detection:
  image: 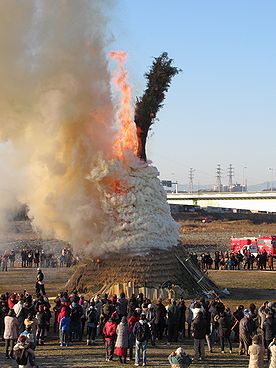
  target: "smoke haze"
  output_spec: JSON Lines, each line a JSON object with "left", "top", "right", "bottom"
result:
{"left": 0, "top": 1, "right": 179, "bottom": 254}
{"left": 0, "top": 0, "right": 116, "bottom": 247}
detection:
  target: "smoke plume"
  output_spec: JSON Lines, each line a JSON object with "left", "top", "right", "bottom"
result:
{"left": 0, "top": 1, "right": 179, "bottom": 254}
{"left": 0, "top": 0, "right": 115, "bottom": 246}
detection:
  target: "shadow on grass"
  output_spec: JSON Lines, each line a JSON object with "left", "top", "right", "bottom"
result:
{"left": 229, "top": 287, "right": 276, "bottom": 300}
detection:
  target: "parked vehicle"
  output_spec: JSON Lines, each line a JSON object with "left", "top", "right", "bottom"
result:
{"left": 230, "top": 236, "right": 276, "bottom": 257}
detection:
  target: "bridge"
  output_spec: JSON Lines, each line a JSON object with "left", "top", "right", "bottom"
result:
{"left": 167, "top": 192, "right": 276, "bottom": 213}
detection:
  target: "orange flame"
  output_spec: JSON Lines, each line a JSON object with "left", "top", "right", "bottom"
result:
{"left": 109, "top": 51, "right": 137, "bottom": 159}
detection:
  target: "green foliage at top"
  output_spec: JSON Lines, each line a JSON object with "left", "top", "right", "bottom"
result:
{"left": 134, "top": 52, "right": 181, "bottom": 130}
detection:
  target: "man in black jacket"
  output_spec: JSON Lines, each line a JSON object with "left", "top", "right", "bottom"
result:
{"left": 192, "top": 311, "right": 206, "bottom": 361}
{"left": 263, "top": 310, "right": 276, "bottom": 360}
{"left": 155, "top": 299, "right": 167, "bottom": 340}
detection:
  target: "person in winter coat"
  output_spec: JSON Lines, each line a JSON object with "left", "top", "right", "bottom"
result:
{"left": 36, "top": 304, "right": 47, "bottom": 345}
{"left": 239, "top": 309, "right": 254, "bottom": 356}
{"left": 14, "top": 334, "right": 38, "bottom": 368}
{"left": 103, "top": 315, "right": 117, "bottom": 362}
{"left": 155, "top": 299, "right": 167, "bottom": 340}
{"left": 0, "top": 295, "right": 9, "bottom": 337}
{"left": 268, "top": 338, "right": 276, "bottom": 368}
{"left": 167, "top": 300, "right": 179, "bottom": 344}
{"left": 13, "top": 296, "right": 25, "bottom": 334}
{"left": 116, "top": 292, "right": 128, "bottom": 319}
{"left": 248, "top": 335, "right": 264, "bottom": 368}
{"left": 70, "top": 301, "right": 83, "bottom": 342}
{"left": 178, "top": 300, "right": 187, "bottom": 339}
{"left": 263, "top": 311, "right": 276, "bottom": 360}
{"left": 133, "top": 313, "right": 151, "bottom": 367}
{"left": 59, "top": 309, "right": 71, "bottom": 346}
{"left": 192, "top": 311, "right": 206, "bottom": 361}
{"left": 232, "top": 305, "right": 245, "bottom": 342}
{"left": 4, "top": 309, "right": 19, "bottom": 359}
{"left": 102, "top": 299, "right": 115, "bottom": 323}
{"left": 86, "top": 301, "right": 98, "bottom": 345}
{"left": 168, "top": 347, "right": 192, "bottom": 368}
{"left": 218, "top": 310, "right": 233, "bottom": 353}
{"left": 128, "top": 311, "right": 140, "bottom": 360}
{"left": 146, "top": 304, "right": 156, "bottom": 346}
{"left": 115, "top": 316, "right": 130, "bottom": 363}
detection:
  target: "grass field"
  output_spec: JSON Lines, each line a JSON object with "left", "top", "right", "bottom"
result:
{"left": 0, "top": 266, "right": 275, "bottom": 367}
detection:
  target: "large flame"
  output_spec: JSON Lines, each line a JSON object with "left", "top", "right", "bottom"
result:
{"left": 110, "top": 51, "right": 137, "bottom": 160}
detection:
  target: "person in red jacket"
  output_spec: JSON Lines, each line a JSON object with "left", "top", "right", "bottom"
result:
{"left": 8, "top": 293, "right": 18, "bottom": 310}
{"left": 103, "top": 316, "right": 117, "bottom": 362}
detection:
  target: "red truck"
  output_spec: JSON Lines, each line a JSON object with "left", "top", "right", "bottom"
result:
{"left": 230, "top": 235, "right": 276, "bottom": 257}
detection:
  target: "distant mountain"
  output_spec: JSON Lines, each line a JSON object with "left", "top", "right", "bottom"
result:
{"left": 247, "top": 182, "right": 276, "bottom": 192}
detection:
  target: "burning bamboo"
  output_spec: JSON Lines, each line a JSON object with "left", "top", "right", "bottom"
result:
{"left": 134, "top": 52, "right": 181, "bottom": 161}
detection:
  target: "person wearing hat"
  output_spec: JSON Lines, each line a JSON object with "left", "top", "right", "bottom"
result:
{"left": 146, "top": 304, "right": 156, "bottom": 346}
{"left": 248, "top": 335, "right": 264, "bottom": 368}
{"left": 24, "top": 315, "right": 38, "bottom": 347}
{"left": 168, "top": 347, "right": 192, "bottom": 368}
{"left": 239, "top": 309, "right": 254, "bottom": 356}
{"left": 14, "top": 334, "right": 38, "bottom": 368}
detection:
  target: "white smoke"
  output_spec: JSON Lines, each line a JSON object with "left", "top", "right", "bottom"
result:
{"left": 0, "top": 0, "right": 179, "bottom": 255}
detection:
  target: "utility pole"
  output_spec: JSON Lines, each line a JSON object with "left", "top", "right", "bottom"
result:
{"left": 269, "top": 168, "right": 273, "bottom": 192}
{"left": 242, "top": 166, "right": 247, "bottom": 192}
{"left": 216, "top": 164, "right": 222, "bottom": 192}
{"left": 188, "top": 168, "right": 195, "bottom": 193}
{"left": 228, "top": 164, "right": 234, "bottom": 192}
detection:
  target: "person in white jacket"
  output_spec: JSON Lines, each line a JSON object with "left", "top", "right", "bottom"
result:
{"left": 269, "top": 338, "right": 276, "bottom": 368}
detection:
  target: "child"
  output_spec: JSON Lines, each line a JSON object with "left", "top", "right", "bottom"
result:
{"left": 59, "top": 310, "right": 71, "bottom": 347}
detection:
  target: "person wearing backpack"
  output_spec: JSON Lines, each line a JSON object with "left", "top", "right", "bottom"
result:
{"left": 133, "top": 313, "right": 151, "bottom": 367}
{"left": 168, "top": 347, "right": 192, "bottom": 368}
{"left": 70, "top": 301, "right": 83, "bottom": 342}
{"left": 86, "top": 301, "right": 98, "bottom": 345}
{"left": 14, "top": 335, "right": 38, "bottom": 368}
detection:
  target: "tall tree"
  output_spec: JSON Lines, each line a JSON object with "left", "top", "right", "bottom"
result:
{"left": 134, "top": 52, "right": 181, "bottom": 161}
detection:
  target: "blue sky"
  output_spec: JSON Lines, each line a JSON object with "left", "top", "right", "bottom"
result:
{"left": 111, "top": 0, "right": 276, "bottom": 187}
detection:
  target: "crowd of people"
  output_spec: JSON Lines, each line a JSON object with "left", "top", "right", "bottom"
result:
{"left": 0, "top": 268, "right": 275, "bottom": 368}
{"left": 190, "top": 250, "right": 274, "bottom": 271}
{"left": 0, "top": 247, "right": 76, "bottom": 271}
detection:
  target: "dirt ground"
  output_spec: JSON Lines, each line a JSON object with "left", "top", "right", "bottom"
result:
{"left": 0, "top": 266, "right": 275, "bottom": 368}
